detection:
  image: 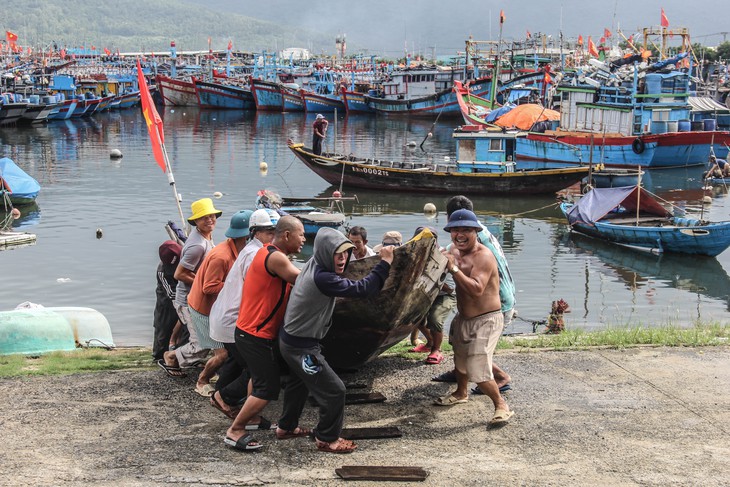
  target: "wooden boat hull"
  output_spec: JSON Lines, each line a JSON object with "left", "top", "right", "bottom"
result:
{"left": 561, "top": 202, "right": 730, "bottom": 256}
{"left": 288, "top": 143, "right": 591, "bottom": 195}
{"left": 156, "top": 75, "right": 198, "bottom": 106}
{"left": 195, "top": 79, "right": 255, "bottom": 110}
{"left": 321, "top": 232, "right": 447, "bottom": 369}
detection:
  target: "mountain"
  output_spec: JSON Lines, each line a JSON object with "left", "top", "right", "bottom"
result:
{"left": 1, "top": 0, "right": 332, "bottom": 53}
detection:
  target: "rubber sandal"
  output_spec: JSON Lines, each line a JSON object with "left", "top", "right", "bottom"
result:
{"left": 195, "top": 383, "right": 216, "bottom": 397}
{"left": 471, "top": 384, "right": 512, "bottom": 395}
{"left": 489, "top": 408, "right": 514, "bottom": 426}
{"left": 224, "top": 434, "right": 263, "bottom": 452}
{"left": 316, "top": 438, "right": 357, "bottom": 454}
{"left": 276, "top": 426, "right": 312, "bottom": 439}
{"left": 157, "top": 358, "right": 186, "bottom": 378}
{"left": 245, "top": 416, "right": 277, "bottom": 431}
{"left": 425, "top": 352, "right": 444, "bottom": 365}
{"left": 433, "top": 392, "right": 468, "bottom": 406}
{"left": 409, "top": 343, "right": 431, "bottom": 353}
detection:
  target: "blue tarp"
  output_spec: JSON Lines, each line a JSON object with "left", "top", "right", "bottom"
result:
{"left": 485, "top": 103, "right": 516, "bottom": 123}
{"left": 0, "top": 158, "right": 41, "bottom": 200}
{"left": 566, "top": 186, "right": 671, "bottom": 226}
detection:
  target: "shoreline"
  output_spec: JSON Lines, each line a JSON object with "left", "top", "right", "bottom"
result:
{"left": 2, "top": 346, "right": 729, "bottom": 485}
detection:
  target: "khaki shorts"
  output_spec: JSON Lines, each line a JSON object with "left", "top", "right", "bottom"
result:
{"left": 450, "top": 311, "right": 504, "bottom": 383}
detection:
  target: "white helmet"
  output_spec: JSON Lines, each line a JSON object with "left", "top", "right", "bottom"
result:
{"left": 248, "top": 208, "right": 280, "bottom": 231}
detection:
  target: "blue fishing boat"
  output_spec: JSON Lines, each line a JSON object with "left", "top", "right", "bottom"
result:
{"left": 195, "top": 78, "right": 255, "bottom": 110}
{"left": 281, "top": 84, "right": 305, "bottom": 112}
{"left": 301, "top": 71, "right": 345, "bottom": 112}
{"left": 0, "top": 158, "right": 41, "bottom": 205}
{"left": 250, "top": 78, "right": 283, "bottom": 111}
{"left": 255, "top": 190, "right": 345, "bottom": 235}
{"left": 561, "top": 186, "right": 730, "bottom": 256}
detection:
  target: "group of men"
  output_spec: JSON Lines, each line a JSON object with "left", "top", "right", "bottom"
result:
{"left": 153, "top": 193, "right": 514, "bottom": 454}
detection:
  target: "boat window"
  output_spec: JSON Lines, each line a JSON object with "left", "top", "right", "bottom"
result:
{"left": 489, "top": 139, "right": 502, "bottom": 151}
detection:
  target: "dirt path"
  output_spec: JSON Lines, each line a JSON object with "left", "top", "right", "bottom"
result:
{"left": 1, "top": 346, "right": 729, "bottom": 486}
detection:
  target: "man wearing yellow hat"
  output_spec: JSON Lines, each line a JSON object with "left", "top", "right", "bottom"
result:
{"left": 159, "top": 198, "right": 222, "bottom": 375}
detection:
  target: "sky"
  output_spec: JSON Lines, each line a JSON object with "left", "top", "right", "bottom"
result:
{"left": 205, "top": 0, "right": 729, "bottom": 56}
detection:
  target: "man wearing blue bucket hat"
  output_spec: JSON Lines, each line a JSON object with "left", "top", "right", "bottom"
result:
{"left": 435, "top": 208, "right": 514, "bottom": 426}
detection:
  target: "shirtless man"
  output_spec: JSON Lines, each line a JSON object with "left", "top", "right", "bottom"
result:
{"left": 435, "top": 209, "right": 513, "bottom": 426}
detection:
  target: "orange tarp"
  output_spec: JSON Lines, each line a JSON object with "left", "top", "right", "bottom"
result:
{"left": 493, "top": 104, "right": 560, "bottom": 130}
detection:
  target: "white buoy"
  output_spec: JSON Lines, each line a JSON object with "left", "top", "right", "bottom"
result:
{"left": 406, "top": 141, "right": 417, "bottom": 147}
{"left": 424, "top": 202, "right": 437, "bottom": 214}
{"left": 259, "top": 161, "right": 268, "bottom": 170}
{"left": 213, "top": 191, "right": 223, "bottom": 199}
{"left": 170, "top": 109, "right": 175, "bottom": 113}
{"left": 427, "top": 132, "right": 433, "bottom": 138}
{"left": 259, "top": 169, "right": 268, "bottom": 177}
{"left": 444, "top": 156, "right": 451, "bottom": 162}
{"left": 109, "top": 149, "right": 123, "bottom": 159}
{"left": 702, "top": 196, "right": 712, "bottom": 204}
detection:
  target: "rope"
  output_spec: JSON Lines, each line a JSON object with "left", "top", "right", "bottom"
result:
{"left": 500, "top": 201, "right": 561, "bottom": 218}
{"left": 419, "top": 101, "right": 448, "bottom": 150}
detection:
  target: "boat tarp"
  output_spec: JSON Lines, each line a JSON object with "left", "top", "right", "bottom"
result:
{"left": 494, "top": 103, "right": 560, "bottom": 130}
{"left": 688, "top": 96, "right": 729, "bottom": 113}
{"left": 485, "top": 103, "right": 516, "bottom": 122}
{"left": 0, "top": 158, "right": 41, "bottom": 198}
{"left": 566, "top": 186, "right": 671, "bottom": 226}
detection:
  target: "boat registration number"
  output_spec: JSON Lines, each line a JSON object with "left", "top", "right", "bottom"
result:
{"left": 353, "top": 166, "right": 388, "bottom": 176}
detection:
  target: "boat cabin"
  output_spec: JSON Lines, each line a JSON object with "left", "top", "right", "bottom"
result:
{"left": 452, "top": 126, "right": 526, "bottom": 173}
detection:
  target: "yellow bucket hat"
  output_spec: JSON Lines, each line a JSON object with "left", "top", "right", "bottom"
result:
{"left": 188, "top": 198, "right": 222, "bottom": 224}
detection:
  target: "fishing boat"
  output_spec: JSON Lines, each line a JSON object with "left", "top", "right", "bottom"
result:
{"left": 194, "top": 78, "right": 255, "bottom": 110}
{"left": 321, "top": 229, "right": 447, "bottom": 369}
{"left": 255, "top": 190, "right": 345, "bottom": 235}
{"left": 155, "top": 75, "right": 198, "bottom": 106}
{"left": 0, "top": 158, "right": 41, "bottom": 205}
{"left": 560, "top": 186, "right": 730, "bottom": 256}
{"left": 589, "top": 168, "right": 644, "bottom": 188}
{"left": 287, "top": 126, "right": 592, "bottom": 195}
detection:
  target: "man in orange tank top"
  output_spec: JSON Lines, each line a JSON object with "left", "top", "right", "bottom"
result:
{"left": 224, "top": 216, "right": 306, "bottom": 452}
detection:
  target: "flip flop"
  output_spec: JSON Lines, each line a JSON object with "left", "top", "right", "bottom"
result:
{"left": 157, "top": 358, "right": 186, "bottom": 378}
{"left": 224, "top": 434, "right": 263, "bottom": 452}
{"left": 195, "top": 383, "right": 216, "bottom": 397}
{"left": 276, "top": 426, "right": 312, "bottom": 439}
{"left": 431, "top": 370, "right": 456, "bottom": 383}
{"left": 425, "top": 352, "right": 444, "bottom": 365}
{"left": 245, "top": 417, "right": 277, "bottom": 431}
{"left": 210, "top": 393, "right": 241, "bottom": 420}
{"left": 433, "top": 393, "right": 468, "bottom": 406}
{"left": 409, "top": 343, "right": 431, "bottom": 353}
{"left": 471, "top": 384, "right": 512, "bottom": 395}
{"left": 316, "top": 438, "right": 357, "bottom": 454}
{"left": 489, "top": 408, "right": 514, "bottom": 426}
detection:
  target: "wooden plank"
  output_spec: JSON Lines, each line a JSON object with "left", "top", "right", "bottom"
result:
{"left": 345, "top": 392, "right": 386, "bottom": 405}
{"left": 341, "top": 427, "right": 402, "bottom": 440}
{"left": 335, "top": 466, "right": 428, "bottom": 482}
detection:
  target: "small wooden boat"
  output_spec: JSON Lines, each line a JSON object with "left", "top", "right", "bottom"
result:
{"left": 0, "top": 158, "right": 40, "bottom": 205}
{"left": 589, "top": 168, "right": 644, "bottom": 188}
{"left": 288, "top": 128, "right": 592, "bottom": 196}
{"left": 561, "top": 186, "right": 730, "bottom": 256}
{"left": 321, "top": 230, "right": 447, "bottom": 369}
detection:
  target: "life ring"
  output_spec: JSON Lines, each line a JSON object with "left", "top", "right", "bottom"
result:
{"left": 632, "top": 138, "right": 645, "bottom": 154}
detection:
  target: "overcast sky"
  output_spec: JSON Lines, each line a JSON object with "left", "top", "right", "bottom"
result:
{"left": 218, "top": 0, "right": 728, "bottom": 56}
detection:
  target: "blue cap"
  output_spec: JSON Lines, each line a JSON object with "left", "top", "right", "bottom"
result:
{"left": 225, "top": 210, "right": 254, "bottom": 239}
{"left": 443, "top": 209, "right": 481, "bottom": 231}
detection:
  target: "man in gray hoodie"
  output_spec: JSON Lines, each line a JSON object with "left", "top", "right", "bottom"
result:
{"left": 278, "top": 228, "right": 394, "bottom": 454}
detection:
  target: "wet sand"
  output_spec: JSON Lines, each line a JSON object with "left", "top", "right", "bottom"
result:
{"left": 1, "top": 346, "right": 729, "bottom": 486}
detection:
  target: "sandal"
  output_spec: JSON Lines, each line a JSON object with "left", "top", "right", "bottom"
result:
{"left": 276, "top": 426, "right": 312, "bottom": 440}
{"left": 224, "top": 434, "right": 263, "bottom": 452}
{"left": 433, "top": 392, "right": 468, "bottom": 406}
{"left": 409, "top": 343, "right": 431, "bottom": 353}
{"left": 425, "top": 352, "right": 444, "bottom": 365}
{"left": 157, "top": 359, "right": 186, "bottom": 378}
{"left": 431, "top": 370, "right": 457, "bottom": 383}
{"left": 245, "top": 416, "right": 277, "bottom": 431}
{"left": 316, "top": 437, "right": 357, "bottom": 454}
{"left": 210, "top": 393, "right": 241, "bottom": 420}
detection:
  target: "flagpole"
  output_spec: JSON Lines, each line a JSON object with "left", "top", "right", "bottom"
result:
{"left": 159, "top": 137, "right": 187, "bottom": 234}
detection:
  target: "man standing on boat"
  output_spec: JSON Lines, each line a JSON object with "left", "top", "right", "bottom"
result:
{"left": 312, "top": 114, "right": 328, "bottom": 155}
{"left": 277, "top": 228, "right": 393, "bottom": 453}
{"left": 437, "top": 209, "right": 513, "bottom": 426}
{"left": 158, "top": 198, "right": 221, "bottom": 377}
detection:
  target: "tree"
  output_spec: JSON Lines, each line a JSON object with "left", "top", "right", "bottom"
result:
{"left": 716, "top": 41, "right": 730, "bottom": 61}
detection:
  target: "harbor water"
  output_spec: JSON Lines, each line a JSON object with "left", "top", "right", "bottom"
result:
{"left": 2, "top": 107, "right": 729, "bottom": 346}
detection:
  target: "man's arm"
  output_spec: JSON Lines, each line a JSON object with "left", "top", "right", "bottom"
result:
{"left": 174, "top": 245, "right": 205, "bottom": 285}
{"left": 174, "top": 264, "right": 196, "bottom": 285}
{"left": 445, "top": 248, "right": 495, "bottom": 299}
{"left": 266, "top": 252, "right": 300, "bottom": 284}
{"left": 201, "top": 257, "right": 227, "bottom": 295}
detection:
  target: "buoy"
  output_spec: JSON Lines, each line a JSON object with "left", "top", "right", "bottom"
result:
{"left": 213, "top": 191, "right": 223, "bottom": 199}
{"left": 406, "top": 141, "right": 417, "bottom": 147}
{"left": 259, "top": 161, "right": 268, "bottom": 170}
{"left": 444, "top": 156, "right": 451, "bottom": 162}
{"left": 259, "top": 168, "right": 268, "bottom": 177}
{"left": 96, "top": 228, "right": 103, "bottom": 239}
{"left": 170, "top": 109, "right": 175, "bottom": 113}
{"left": 427, "top": 132, "right": 433, "bottom": 138}
{"left": 333, "top": 190, "right": 342, "bottom": 198}
{"left": 702, "top": 196, "right": 712, "bottom": 204}
{"left": 423, "top": 202, "right": 437, "bottom": 214}
{"left": 109, "top": 149, "right": 123, "bottom": 159}
{"left": 11, "top": 208, "right": 21, "bottom": 219}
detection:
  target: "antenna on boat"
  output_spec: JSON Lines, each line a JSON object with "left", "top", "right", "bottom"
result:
{"left": 635, "top": 165, "right": 642, "bottom": 227}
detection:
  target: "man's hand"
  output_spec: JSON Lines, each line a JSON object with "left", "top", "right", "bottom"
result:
{"left": 442, "top": 250, "right": 455, "bottom": 268}
{"left": 379, "top": 245, "right": 395, "bottom": 264}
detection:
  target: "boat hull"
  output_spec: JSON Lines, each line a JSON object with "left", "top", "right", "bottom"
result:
{"left": 366, "top": 79, "right": 491, "bottom": 117}
{"left": 195, "top": 80, "right": 255, "bottom": 110}
{"left": 156, "top": 76, "right": 198, "bottom": 106}
{"left": 321, "top": 233, "right": 447, "bottom": 369}
{"left": 289, "top": 143, "right": 591, "bottom": 195}
{"left": 250, "top": 79, "right": 283, "bottom": 111}
{"left": 517, "top": 133, "right": 658, "bottom": 167}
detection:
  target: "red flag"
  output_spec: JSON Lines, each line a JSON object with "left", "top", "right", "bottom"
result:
{"left": 227, "top": 39, "right": 232, "bottom": 51}
{"left": 60, "top": 48, "right": 66, "bottom": 59}
{"left": 526, "top": 30, "right": 532, "bottom": 39}
{"left": 660, "top": 8, "right": 669, "bottom": 27}
{"left": 499, "top": 10, "right": 505, "bottom": 24}
{"left": 136, "top": 60, "right": 166, "bottom": 173}
{"left": 6, "top": 31, "right": 18, "bottom": 42}
{"left": 604, "top": 28, "right": 612, "bottom": 38}
{"left": 578, "top": 35, "right": 584, "bottom": 46}
{"left": 104, "top": 47, "right": 111, "bottom": 56}
{"left": 588, "top": 36, "right": 599, "bottom": 57}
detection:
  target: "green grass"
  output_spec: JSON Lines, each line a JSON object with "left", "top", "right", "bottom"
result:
{"left": 385, "top": 322, "right": 730, "bottom": 359}
{"left": 0, "top": 348, "right": 154, "bottom": 378}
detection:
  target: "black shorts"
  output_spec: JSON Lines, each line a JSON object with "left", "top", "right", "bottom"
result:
{"left": 235, "top": 329, "right": 283, "bottom": 401}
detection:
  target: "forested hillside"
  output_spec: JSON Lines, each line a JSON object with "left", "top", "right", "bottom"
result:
{"left": 1, "top": 0, "right": 332, "bottom": 53}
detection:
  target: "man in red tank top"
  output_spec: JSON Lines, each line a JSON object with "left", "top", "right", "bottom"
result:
{"left": 224, "top": 216, "right": 306, "bottom": 452}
